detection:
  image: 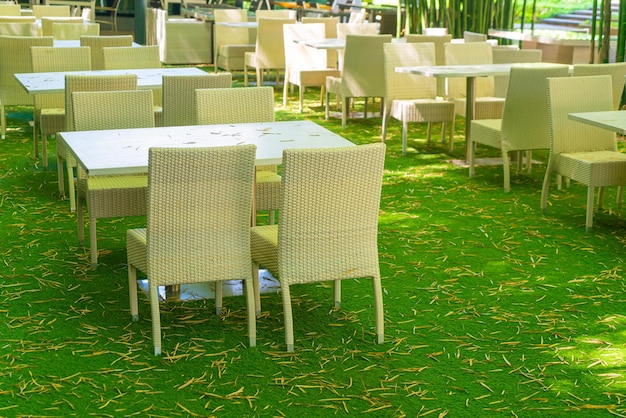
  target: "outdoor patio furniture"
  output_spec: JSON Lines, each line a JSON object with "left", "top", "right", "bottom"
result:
{"left": 469, "top": 64, "right": 569, "bottom": 192}
{"left": 213, "top": 9, "right": 256, "bottom": 73}
{"left": 194, "top": 86, "right": 281, "bottom": 224}
{"left": 52, "top": 21, "right": 99, "bottom": 39}
{"left": 72, "top": 89, "right": 154, "bottom": 267}
{"left": 79, "top": 34, "right": 133, "bottom": 70}
{"left": 382, "top": 41, "right": 455, "bottom": 155}
{"left": 244, "top": 17, "right": 295, "bottom": 87}
{"left": 126, "top": 145, "right": 257, "bottom": 355}
{"left": 30, "top": 46, "right": 91, "bottom": 169}
{"left": 162, "top": 73, "right": 232, "bottom": 127}
{"left": 541, "top": 75, "right": 626, "bottom": 230}
{"left": 250, "top": 143, "right": 386, "bottom": 351}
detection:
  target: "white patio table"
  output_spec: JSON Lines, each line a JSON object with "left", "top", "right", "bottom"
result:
{"left": 569, "top": 111, "right": 626, "bottom": 135}
{"left": 396, "top": 62, "right": 564, "bottom": 162}
{"left": 14, "top": 67, "right": 207, "bottom": 95}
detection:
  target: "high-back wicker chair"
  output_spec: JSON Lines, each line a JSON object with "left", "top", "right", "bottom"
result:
{"left": 469, "top": 65, "right": 570, "bottom": 192}
{"left": 127, "top": 145, "right": 257, "bottom": 355}
{"left": 382, "top": 42, "right": 455, "bottom": 155}
{"left": 30, "top": 46, "right": 91, "bottom": 169}
{"left": 0, "top": 35, "right": 53, "bottom": 140}
{"left": 41, "top": 16, "right": 83, "bottom": 36}
{"left": 301, "top": 16, "right": 339, "bottom": 70}
{"left": 491, "top": 48, "right": 543, "bottom": 97}
{"left": 335, "top": 22, "right": 379, "bottom": 70}
{"left": 213, "top": 9, "right": 256, "bottom": 73}
{"left": 325, "top": 34, "right": 392, "bottom": 129}
{"left": 52, "top": 22, "right": 100, "bottom": 39}
{"left": 243, "top": 17, "right": 295, "bottom": 87}
{"left": 72, "top": 89, "right": 154, "bottom": 267}
{"left": 0, "top": 22, "right": 39, "bottom": 36}
{"left": 406, "top": 34, "right": 453, "bottom": 97}
{"left": 572, "top": 62, "right": 626, "bottom": 110}
{"left": 79, "top": 34, "right": 133, "bottom": 70}
{"left": 250, "top": 143, "right": 386, "bottom": 352}
{"left": 101, "top": 45, "right": 162, "bottom": 125}
{"left": 541, "top": 75, "right": 626, "bottom": 230}
{"left": 444, "top": 42, "right": 505, "bottom": 121}
{"left": 282, "top": 23, "right": 340, "bottom": 112}
{"left": 32, "top": 5, "right": 71, "bottom": 18}
{"left": 0, "top": 4, "right": 20, "bottom": 15}
{"left": 0, "top": 15, "right": 36, "bottom": 23}
{"left": 59, "top": 74, "right": 138, "bottom": 212}
{"left": 255, "top": 9, "right": 296, "bottom": 19}
{"left": 195, "top": 86, "right": 280, "bottom": 224}
{"left": 162, "top": 73, "right": 232, "bottom": 126}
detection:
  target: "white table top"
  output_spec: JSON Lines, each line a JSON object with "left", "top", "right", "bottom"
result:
{"left": 52, "top": 40, "right": 142, "bottom": 48}
{"left": 14, "top": 67, "right": 207, "bottom": 95}
{"left": 395, "top": 62, "right": 565, "bottom": 78}
{"left": 296, "top": 37, "right": 346, "bottom": 50}
{"left": 569, "top": 111, "right": 626, "bottom": 135}
{"left": 58, "top": 120, "right": 355, "bottom": 176}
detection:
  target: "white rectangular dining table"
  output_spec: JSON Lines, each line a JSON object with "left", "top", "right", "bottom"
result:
{"left": 396, "top": 62, "right": 563, "bottom": 162}
{"left": 14, "top": 67, "right": 207, "bottom": 95}
{"left": 57, "top": 120, "right": 355, "bottom": 176}
{"left": 568, "top": 111, "right": 626, "bottom": 135}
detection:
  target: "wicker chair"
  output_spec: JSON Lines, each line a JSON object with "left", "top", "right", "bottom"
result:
{"left": 250, "top": 143, "right": 386, "bottom": 352}
{"left": 300, "top": 17, "right": 339, "bottom": 69}
{"left": 59, "top": 74, "right": 138, "bottom": 212}
{"left": 162, "top": 73, "right": 232, "bottom": 127}
{"left": 30, "top": 46, "right": 91, "bottom": 170}
{"left": 325, "top": 34, "right": 391, "bottom": 129}
{"left": 282, "top": 23, "right": 340, "bottom": 112}
{"left": 406, "top": 34, "right": 453, "bottom": 97}
{"left": 41, "top": 16, "right": 83, "bottom": 36}
{"left": 52, "top": 22, "right": 100, "bottom": 39}
{"left": 0, "top": 16, "right": 36, "bottom": 23}
{"left": 469, "top": 65, "right": 569, "bottom": 192}
{"left": 0, "top": 22, "right": 39, "bottom": 36}
{"left": 32, "top": 5, "right": 71, "bottom": 18}
{"left": 491, "top": 48, "right": 543, "bottom": 98}
{"left": 444, "top": 42, "right": 505, "bottom": 123}
{"left": 127, "top": 145, "right": 257, "bottom": 355}
{"left": 79, "top": 34, "right": 133, "bottom": 70}
{"left": 572, "top": 63, "right": 626, "bottom": 110}
{"left": 0, "top": 35, "right": 53, "bottom": 140}
{"left": 255, "top": 9, "right": 296, "bottom": 19}
{"left": 336, "top": 22, "right": 379, "bottom": 70}
{"left": 72, "top": 90, "right": 155, "bottom": 267}
{"left": 0, "top": 4, "right": 20, "bottom": 15}
{"left": 101, "top": 45, "right": 162, "bottom": 125}
{"left": 541, "top": 75, "right": 626, "bottom": 230}
{"left": 382, "top": 42, "right": 455, "bottom": 155}
{"left": 213, "top": 9, "right": 256, "bottom": 73}
{"left": 94, "top": 0, "right": 121, "bottom": 33}
{"left": 243, "top": 17, "right": 295, "bottom": 87}
{"left": 194, "top": 86, "right": 281, "bottom": 224}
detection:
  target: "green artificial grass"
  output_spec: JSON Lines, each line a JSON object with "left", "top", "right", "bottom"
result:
{"left": 1, "top": 69, "right": 626, "bottom": 417}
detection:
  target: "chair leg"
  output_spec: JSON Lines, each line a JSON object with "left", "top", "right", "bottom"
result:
{"left": 41, "top": 133, "right": 48, "bottom": 170}
{"left": 58, "top": 155, "right": 66, "bottom": 198}
{"left": 341, "top": 97, "right": 347, "bottom": 129}
{"left": 33, "top": 117, "right": 39, "bottom": 159}
{"left": 282, "top": 284, "right": 294, "bottom": 352}
{"left": 252, "top": 262, "right": 261, "bottom": 316}
{"left": 540, "top": 165, "right": 553, "bottom": 215}
{"left": 401, "top": 119, "right": 408, "bottom": 156}
{"left": 426, "top": 122, "right": 433, "bottom": 146}
{"left": 150, "top": 286, "right": 162, "bottom": 356}
{"left": 89, "top": 215, "right": 98, "bottom": 268}
{"left": 448, "top": 119, "right": 455, "bottom": 153}
{"left": 1, "top": 104, "right": 5, "bottom": 140}
{"left": 618, "top": 186, "right": 623, "bottom": 209}
{"left": 129, "top": 264, "right": 139, "bottom": 321}
{"left": 215, "top": 281, "right": 223, "bottom": 315}
{"left": 244, "top": 65, "right": 249, "bottom": 87}
{"left": 333, "top": 280, "right": 341, "bottom": 309}
{"left": 372, "top": 276, "right": 384, "bottom": 344}
{"left": 298, "top": 86, "right": 304, "bottom": 113}
{"left": 68, "top": 164, "right": 76, "bottom": 212}
{"left": 597, "top": 186, "right": 605, "bottom": 209}
{"left": 364, "top": 98, "right": 368, "bottom": 119}
{"left": 325, "top": 90, "right": 330, "bottom": 120}
{"left": 244, "top": 277, "right": 257, "bottom": 347}
{"left": 586, "top": 185, "right": 595, "bottom": 231}
{"left": 502, "top": 150, "right": 511, "bottom": 193}
{"left": 469, "top": 140, "right": 476, "bottom": 178}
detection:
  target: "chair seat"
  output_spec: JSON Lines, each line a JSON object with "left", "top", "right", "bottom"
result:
{"left": 558, "top": 151, "right": 626, "bottom": 186}
{"left": 454, "top": 97, "right": 505, "bottom": 119}
{"left": 126, "top": 227, "right": 147, "bottom": 276}
{"left": 392, "top": 99, "right": 455, "bottom": 123}
{"left": 292, "top": 69, "right": 340, "bottom": 86}
{"left": 219, "top": 44, "right": 255, "bottom": 58}
{"left": 256, "top": 170, "right": 281, "bottom": 212}
{"left": 469, "top": 118, "right": 502, "bottom": 148}
{"left": 249, "top": 224, "right": 278, "bottom": 273}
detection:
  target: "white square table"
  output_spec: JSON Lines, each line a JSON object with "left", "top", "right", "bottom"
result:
{"left": 568, "top": 111, "right": 626, "bottom": 135}
{"left": 14, "top": 67, "right": 208, "bottom": 95}
{"left": 57, "top": 120, "right": 355, "bottom": 176}
{"left": 58, "top": 120, "right": 354, "bottom": 266}
{"left": 396, "top": 62, "right": 565, "bottom": 162}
